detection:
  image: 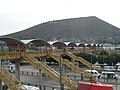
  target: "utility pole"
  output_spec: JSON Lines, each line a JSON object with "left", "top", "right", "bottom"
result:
{"left": 0, "top": 60, "right": 3, "bottom": 90}
{"left": 59, "top": 56, "right": 64, "bottom": 90}
{"left": 90, "top": 52, "right": 92, "bottom": 90}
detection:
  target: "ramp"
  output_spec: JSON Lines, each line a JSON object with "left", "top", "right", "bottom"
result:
{"left": 64, "top": 51, "right": 103, "bottom": 72}
{"left": 49, "top": 52, "right": 95, "bottom": 80}
{"left": 22, "top": 52, "right": 77, "bottom": 90}
{"left": 0, "top": 67, "right": 26, "bottom": 90}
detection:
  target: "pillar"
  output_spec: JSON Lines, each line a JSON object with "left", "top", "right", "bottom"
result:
{"left": 62, "top": 64, "right": 65, "bottom": 74}
{"left": 38, "top": 69, "right": 42, "bottom": 90}
{"left": 0, "top": 80, "right": 2, "bottom": 90}
{"left": 41, "top": 56, "right": 46, "bottom": 63}
{"left": 76, "top": 61, "right": 79, "bottom": 67}
{"left": 0, "top": 60, "right": 1, "bottom": 66}
{"left": 15, "top": 60, "right": 20, "bottom": 81}
{"left": 72, "top": 59, "right": 75, "bottom": 66}
{"left": 38, "top": 57, "right": 45, "bottom": 90}
{"left": 59, "top": 56, "right": 64, "bottom": 90}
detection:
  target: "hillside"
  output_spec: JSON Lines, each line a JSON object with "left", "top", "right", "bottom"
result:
{"left": 4, "top": 16, "right": 120, "bottom": 44}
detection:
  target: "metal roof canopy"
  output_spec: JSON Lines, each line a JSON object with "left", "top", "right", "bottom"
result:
{"left": 21, "top": 39, "right": 35, "bottom": 44}
{"left": 28, "top": 39, "right": 50, "bottom": 46}
{"left": 68, "top": 42, "right": 77, "bottom": 47}
{"left": 52, "top": 42, "right": 66, "bottom": 49}
{"left": 93, "top": 44, "right": 97, "bottom": 47}
{"left": 78, "top": 43, "right": 85, "bottom": 47}
{"left": 86, "top": 44, "right": 92, "bottom": 47}
{"left": 0, "top": 37, "right": 24, "bottom": 46}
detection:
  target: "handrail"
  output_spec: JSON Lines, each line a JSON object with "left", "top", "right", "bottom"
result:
{"left": 49, "top": 52, "right": 95, "bottom": 80}
{"left": 0, "top": 67, "right": 27, "bottom": 90}
{"left": 22, "top": 52, "right": 77, "bottom": 90}
{"left": 64, "top": 51, "right": 103, "bottom": 72}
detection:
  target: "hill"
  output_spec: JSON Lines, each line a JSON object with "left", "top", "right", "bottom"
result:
{"left": 4, "top": 16, "right": 120, "bottom": 44}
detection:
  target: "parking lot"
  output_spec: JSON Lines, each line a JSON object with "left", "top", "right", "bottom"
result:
{"left": 19, "top": 65, "right": 120, "bottom": 90}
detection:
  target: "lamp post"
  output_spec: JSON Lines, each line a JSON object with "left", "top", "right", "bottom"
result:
{"left": 59, "top": 55, "right": 64, "bottom": 90}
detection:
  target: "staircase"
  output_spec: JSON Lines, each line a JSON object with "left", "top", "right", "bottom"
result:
{"left": 64, "top": 51, "right": 103, "bottom": 72}
{"left": 49, "top": 52, "right": 95, "bottom": 80}
{"left": 22, "top": 52, "right": 77, "bottom": 90}
{"left": 0, "top": 67, "right": 26, "bottom": 90}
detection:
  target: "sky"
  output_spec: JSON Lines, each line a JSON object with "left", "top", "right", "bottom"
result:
{"left": 0, "top": 0, "right": 120, "bottom": 35}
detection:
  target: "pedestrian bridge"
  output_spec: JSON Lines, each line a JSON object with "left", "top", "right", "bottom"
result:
{"left": 0, "top": 37, "right": 103, "bottom": 90}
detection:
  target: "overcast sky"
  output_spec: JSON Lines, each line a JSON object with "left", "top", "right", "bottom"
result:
{"left": 0, "top": 0, "right": 120, "bottom": 36}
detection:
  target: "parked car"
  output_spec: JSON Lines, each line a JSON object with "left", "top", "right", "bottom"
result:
{"left": 117, "top": 66, "right": 120, "bottom": 72}
{"left": 104, "top": 66, "right": 116, "bottom": 71}
{"left": 101, "top": 71, "right": 119, "bottom": 79}
{"left": 85, "top": 70, "right": 100, "bottom": 78}
{"left": 5, "top": 64, "right": 15, "bottom": 73}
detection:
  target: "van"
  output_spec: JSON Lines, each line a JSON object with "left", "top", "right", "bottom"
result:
{"left": 101, "top": 71, "right": 119, "bottom": 79}
{"left": 117, "top": 66, "right": 120, "bottom": 72}
{"left": 5, "top": 64, "right": 15, "bottom": 73}
{"left": 85, "top": 70, "right": 100, "bottom": 78}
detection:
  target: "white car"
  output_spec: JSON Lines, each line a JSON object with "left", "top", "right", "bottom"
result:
{"left": 85, "top": 70, "right": 100, "bottom": 78}
{"left": 117, "top": 66, "right": 120, "bottom": 72}
{"left": 22, "top": 85, "right": 39, "bottom": 90}
{"left": 104, "top": 66, "right": 116, "bottom": 71}
{"left": 5, "top": 64, "right": 15, "bottom": 73}
{"left": 101, "top": 71, "right": 119, "bottom": 79}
